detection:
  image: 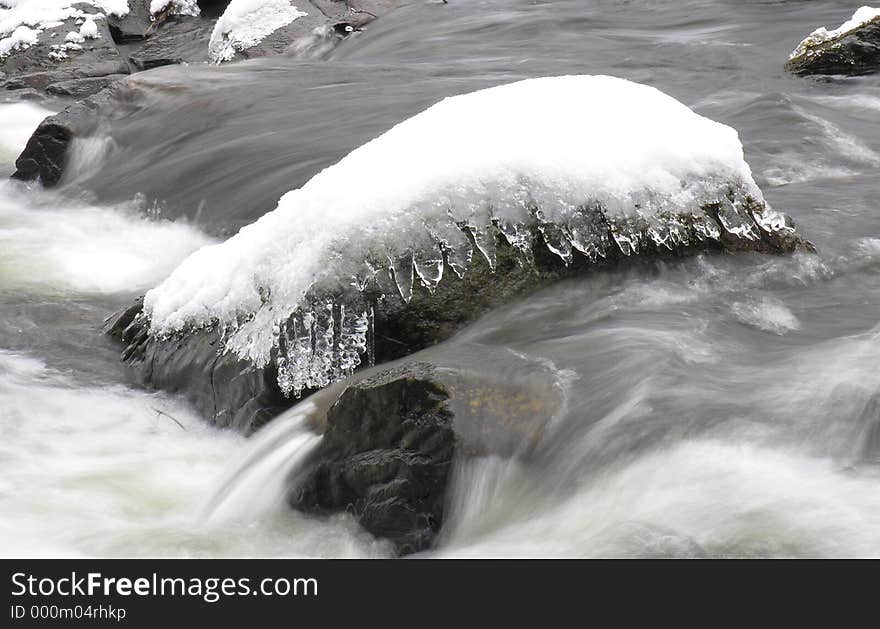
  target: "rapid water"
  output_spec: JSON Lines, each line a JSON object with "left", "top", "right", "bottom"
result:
{"left": 1, "top": 0, "right": 879, "bottom": 557}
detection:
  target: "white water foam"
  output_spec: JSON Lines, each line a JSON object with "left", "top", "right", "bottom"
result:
{"left": 435, "top": 440, "right": 880, "bottom": 558}
{"left": 731, "top": 296, "right": 801, "bottom": 335}
{"left": 0, "top": 182, "right": 214, "bottom": 294}
{"left": 0, "top": 101, "right": 54, "bottom": 175}
{"left": 0, "top": 102, "right": 213, "bottom": 295}
{"left": 0, "top": 350, "right": 386, "bottom": 557}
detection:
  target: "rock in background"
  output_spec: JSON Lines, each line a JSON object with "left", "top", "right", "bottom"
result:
{"left": 787, "top": 13, "right": 880, "bottom": 76}
{"left": 1, "top": 6, "right": 129, "bottom": 99}
{"left": 4, "top": 0, "right": 403, "bottom": 186}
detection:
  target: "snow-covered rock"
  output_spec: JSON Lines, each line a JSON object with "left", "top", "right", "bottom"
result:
{"left": 787, "top": 6, "right": 880, "bottom": 76}
{"left": 208, "top": 0, "right": 308, "bottom": 63}
{"left": 140, "top": 76, "right": 806, "bottom": 399}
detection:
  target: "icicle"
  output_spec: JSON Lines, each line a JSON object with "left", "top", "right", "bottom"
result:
{"left": 646, "top": 216, "right": 675, "bottom": 250}
{"left": 464, "top": 223, "right": 497, "bottom": 270}
{"left": 565, "top": 205, "right": 610, "bottom": 262}
{"left": 691, "top": 211, "right": 721, "bottom": 241}
{"left": 714, "top": 197, "right": 759, "bottom": 241}
{"left": 751, "top": 203, "right": 794, "bottom": 235}
{"left": 265, "top": 186, "right": 793, "bottom": 397}
{"left": 495, "top": 219, "right": 534, "bottom": 256}
{"left": 387, "top": 252, "right": 415, "bottom": 303}
{"left": 413, "top": 246, "right": 445, "bottom": 293}
{"left": 538, "top": 222, "right": 574, "bottom": 265}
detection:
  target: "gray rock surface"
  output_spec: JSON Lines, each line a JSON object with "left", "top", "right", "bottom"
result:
{"left": 45, "top": 74, "right": 128, "bottom": 98}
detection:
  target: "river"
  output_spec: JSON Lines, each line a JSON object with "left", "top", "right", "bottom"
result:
{"left": 1, "top": 0, "right": 879, "bottom": 557}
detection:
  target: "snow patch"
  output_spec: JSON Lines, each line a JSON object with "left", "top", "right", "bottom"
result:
{"left": 208, "top": 0, "right": 307, "bottom": 63}
{"left": 0, "top": 182, "right": 214, "bottom": 294}
{"left": 143, "top": 75, "right": 791, "bottom": 395}
{"left": 79, "top": 16, "right": 98, "bottom": 39}
{"left": 790, "top": 5, "right": 880, "bottom": 59}
{"left": 0, "top": 23, "right": 36, "bottom": 56}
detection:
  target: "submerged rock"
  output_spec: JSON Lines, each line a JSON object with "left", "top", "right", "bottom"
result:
{"left": 289, "top": 363, "right": 455, "bottom": 555}
{"left": 786, "top": 8, "right": 880, "bottom": 76}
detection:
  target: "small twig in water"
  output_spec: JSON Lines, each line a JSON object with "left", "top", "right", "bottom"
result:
{"left": 151, "top": 407, "right": 187, "bottom": 431}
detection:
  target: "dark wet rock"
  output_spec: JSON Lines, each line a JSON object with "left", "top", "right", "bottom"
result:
{"left": 286, "top": 358, "right": 559, "bottom": 555}
{"left": 786, "top": 17, "right": 880, "bottom": 76}
{"left": 105, "top": 298, "right": 289, "bottom": 434}
{"left": 289, "top": 363, "right": 455, "bottom": 555}
{"left": 11, "top": 82, "right": 127, "bottom": 185}
{"left": 128, "top": 16, "right": 215, "bottom": 71}
{"left": 1, "top": 9, "right": 129, "bottom": 94}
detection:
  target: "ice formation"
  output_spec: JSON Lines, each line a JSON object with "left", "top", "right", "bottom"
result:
{"left": 208, "top": 0, "right": 308, "bottom": 63}
{"left": 790, "top": 5, "right": 880, "bottom": 59}
{"left": 0, "top": 0, "right": 126, "bottom": 57}
{"left": 144, "top": 75, "right": 795, "bottom": 396}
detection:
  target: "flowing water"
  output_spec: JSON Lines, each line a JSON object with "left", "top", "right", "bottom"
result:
{"left": 1, "top": 0, "right": 879, "bottom": 557}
